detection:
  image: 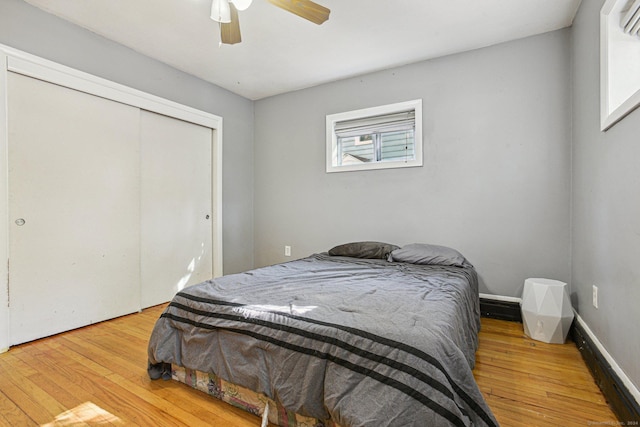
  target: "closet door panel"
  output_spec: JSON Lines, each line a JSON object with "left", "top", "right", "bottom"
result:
{"left": 140, "top": 110, "right": 213, "bottom": 308}
{"left": 7, "top": 72, "right": 141, "bottom": 345}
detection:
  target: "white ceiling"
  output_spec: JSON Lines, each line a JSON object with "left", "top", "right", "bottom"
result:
{"left": 23, "top": 0, "right": 582, "bottom": 100}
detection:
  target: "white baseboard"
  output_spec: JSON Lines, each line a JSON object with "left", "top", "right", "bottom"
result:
{"left": 479, "top": 293, "right": 522, "bottom": 304}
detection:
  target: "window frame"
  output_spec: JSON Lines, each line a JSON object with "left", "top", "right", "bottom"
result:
{"left": 326, "top": 99, "right": 423, "bottom": 173}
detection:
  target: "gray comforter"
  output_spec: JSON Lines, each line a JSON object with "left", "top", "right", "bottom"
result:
{"left": 147, "top": 254, "right": 498, "bottom": 427}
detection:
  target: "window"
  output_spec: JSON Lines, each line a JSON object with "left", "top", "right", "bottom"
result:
{"left": 326, "top": 99, "right": 422, "bottom": 173}
{"left": 601, "top": 0, "right": 640, "bottom": 130}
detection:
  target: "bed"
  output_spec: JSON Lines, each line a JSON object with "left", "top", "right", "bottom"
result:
{"left": 147, "top": 242, "right": 498, "bottom": 427}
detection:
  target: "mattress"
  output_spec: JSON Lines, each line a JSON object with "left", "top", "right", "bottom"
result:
{"left": 148, "top": 253, "right": 498, "bottom": 426}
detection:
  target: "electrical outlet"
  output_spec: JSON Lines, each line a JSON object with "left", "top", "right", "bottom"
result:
{"left": 593, "top": 285, "right": 598, "bottom": 309}
{"left": 284, "top": 246, "right": 291, "bottom": 257}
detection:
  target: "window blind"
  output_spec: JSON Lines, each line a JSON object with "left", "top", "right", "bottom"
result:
{"left": 622, "top": 0, "right": 640, "bottom": 36}
{"left": 334, "top": 110, "right": 415, "bottom": 138}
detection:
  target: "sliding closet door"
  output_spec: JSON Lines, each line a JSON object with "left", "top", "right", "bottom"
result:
{"left": 7, "top": 72, "right": 141, "bottom": 345}
{"left": 140, "top": 110, "right": 213, "bottom": 308}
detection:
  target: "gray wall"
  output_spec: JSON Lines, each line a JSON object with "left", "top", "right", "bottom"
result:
{"left": 571, "top": 0, "right": 640, "bottom": 392}
{"left": 0, "top": 0, "right": 254, "bottom": 274}
{"left": 254, "top": 30, "right": 572, "bottom": 297}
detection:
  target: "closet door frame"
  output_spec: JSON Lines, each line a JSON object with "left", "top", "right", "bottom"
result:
{"left": 0, "top": 43, "right": 224, "bottom": 352}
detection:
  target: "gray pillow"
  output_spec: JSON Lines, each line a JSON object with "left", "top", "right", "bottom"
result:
{"left": 328, "top": 241, "right": 399, "bottom": 260}
{"left": 390, "top": 243, "right": 467, "bottom": 267}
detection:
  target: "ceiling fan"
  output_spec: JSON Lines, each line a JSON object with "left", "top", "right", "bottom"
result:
{"left": 210, "top": 0, "right": 330, "bottom": 45}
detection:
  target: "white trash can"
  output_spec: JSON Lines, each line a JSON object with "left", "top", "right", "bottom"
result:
{"left": 521, "top": 278, "right": 574, "bottom": 344}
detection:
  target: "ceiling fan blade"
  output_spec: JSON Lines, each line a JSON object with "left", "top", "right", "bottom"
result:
{"left": 220, "top": 2, "right": 242, "bottom": 44}
{"left": 268, "top": 0, "right": 330, "bottom": 25}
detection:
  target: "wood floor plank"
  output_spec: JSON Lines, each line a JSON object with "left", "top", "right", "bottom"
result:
{"left": 483, "top": 393, "right": 588, "bottom": 427}
{"left": 10, "top": 341, "right": 126, "bottom": 426}
{"left": 56, "top": 352, "right": 188, "bottom": 426}
{"left": 0, "top": 389, "right": 37, "bottom": 426}
{"left": 0, "top": 304, "right": 620, "bottom": 427}
{"left": 105, "top": 372, "right": 228, "bottom": 426}
{"left": 127, "top": 374, "right": 261, "bottom": 427}
{"left": 58, "top": 333, "right": 145, "bottom": 380}
{"left": 0, "top": 353, "right": 71, "bottom": 423}
{"left": 476, "top": 317, "right": 618, "bottom": 426}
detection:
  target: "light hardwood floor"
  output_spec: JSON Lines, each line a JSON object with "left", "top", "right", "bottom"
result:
{"left": 474, "top": 318, "right": 617, "bottom": 426}
{"left": 0, "top": 304, "right": 618, "bottom": 426}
